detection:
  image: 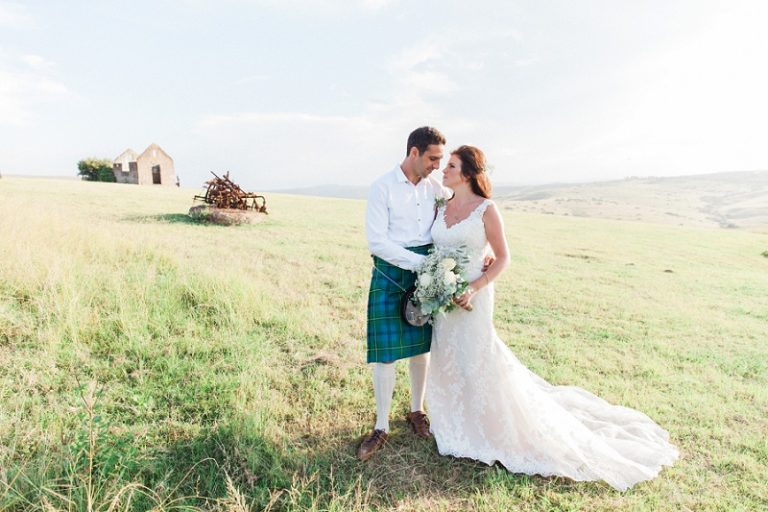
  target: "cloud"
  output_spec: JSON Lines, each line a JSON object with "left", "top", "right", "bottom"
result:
{"left": 176, "top": 0, "right": 398, "bottom": 15}
{"left": 557, "top": 2, "right": 768, "bottom": 178}
{"left": 390, "top": 39, "right": 444, "bottom": 73}
{"left": 233, "top": 74, "right": 269, "bottom": 85}
{"left": 190, "top": 109, "right": 400, "bottom": 188}
{"left": 0, "top": 54, "right": 70, "bottom": 126}
{"left": 386, "top": 28, "right": 524, "bottom": 103}
{"left": 404, "top": 70, "right": 459, "bottom": 95}
{"left": 197, "top": 111, "right": 370, "bottom": 129}
{"left": 21, "top": 54, "right": 55, "bottom": 71}
{"left": 0, "top": 5, "right": 68, "bottom": 126}
{"left": 360, "top": 0, "right": 397, "bottom": 10}
{"left": 191, "top": 28, "right": 525, "bottom": 188}
{"left": 513, "top": 57, "right": 539, "bottom": 67}
{"left": 0, "top": 1, "right": 32, "bottom": 28}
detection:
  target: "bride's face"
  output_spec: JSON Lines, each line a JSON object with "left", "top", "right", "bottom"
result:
{"left": 442, "top": 154, "right": 467, "bottom": 189}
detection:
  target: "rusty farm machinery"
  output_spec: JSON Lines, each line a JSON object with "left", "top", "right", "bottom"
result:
{"left": 193, "top": 171, "right": 268, "bottom": 213}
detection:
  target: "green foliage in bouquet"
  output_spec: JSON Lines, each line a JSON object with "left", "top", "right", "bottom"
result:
{"left": 414, "top": 246, "right": 471, "bottom": 317}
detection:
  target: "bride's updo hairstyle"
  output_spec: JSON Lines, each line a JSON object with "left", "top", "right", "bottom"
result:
{"left": 452, "top": 145, "right": 492, "bottom": 199}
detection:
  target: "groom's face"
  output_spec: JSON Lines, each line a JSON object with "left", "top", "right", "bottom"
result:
{"left": 413, "top": 144, "right": 444, "bottom": 179}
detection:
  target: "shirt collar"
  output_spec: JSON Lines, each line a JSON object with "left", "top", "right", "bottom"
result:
{"left": 393, "top": 164, "right": 431, "bottom": 187}
{"left": 393, "top": 165, "right": 410, "bottom": 183}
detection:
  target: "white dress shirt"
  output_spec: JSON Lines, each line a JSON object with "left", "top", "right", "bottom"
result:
{"left": 366, "top": 165, "right": 451, "bottom": 271}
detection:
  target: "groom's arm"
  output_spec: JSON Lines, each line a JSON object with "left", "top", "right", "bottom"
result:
{"left": 366, "top": 181, "right": 425, "bottom": 271}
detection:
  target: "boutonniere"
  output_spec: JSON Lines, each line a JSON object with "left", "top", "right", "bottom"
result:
{"left": 434, "top": 197, "right": 447, "bottom": 209}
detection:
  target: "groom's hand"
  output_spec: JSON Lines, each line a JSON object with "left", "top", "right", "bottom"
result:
{"left": 482, "top": 254, "right": 495, "bottom": 272}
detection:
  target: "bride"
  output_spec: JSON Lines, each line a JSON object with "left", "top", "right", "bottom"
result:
{"left": 426, "top": 145, "right": 678, "bottom": 491}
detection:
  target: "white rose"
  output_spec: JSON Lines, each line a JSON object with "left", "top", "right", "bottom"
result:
{"left": 419, "top": 273, "right": 433, "bottom": 287}
{"left": 441, "top": 258, "right": 457, "bottom": 271}
{"left": 443, "top": 270, "right": 457, "bottom": 285}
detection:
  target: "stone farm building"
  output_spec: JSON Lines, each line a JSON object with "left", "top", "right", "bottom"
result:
{"left": 113, "top": 143, "right": 176, "bottom": 185}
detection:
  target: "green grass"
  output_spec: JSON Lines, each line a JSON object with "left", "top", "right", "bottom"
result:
{"left": 1, "top": 177, "right": 767, "bottom": 511}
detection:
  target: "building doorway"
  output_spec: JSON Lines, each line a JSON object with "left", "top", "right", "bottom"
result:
{"left": 152, "top": 165, "right": 161, "bottom": 184}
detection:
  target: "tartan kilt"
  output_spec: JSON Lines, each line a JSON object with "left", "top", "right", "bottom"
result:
{"left": 367, "top": 245, "right": 432, "bottom": 363}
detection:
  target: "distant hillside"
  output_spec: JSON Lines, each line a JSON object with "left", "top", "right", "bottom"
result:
{"left": 270, "top": 184, "right": 370, "bottom": 199}
{"left": 270, "top": 171, "right": 768, "bottom": 231}
{"left": 496, "top": 170, "right": 768, "bottom": 231}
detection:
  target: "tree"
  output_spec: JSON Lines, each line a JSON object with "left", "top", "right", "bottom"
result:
{"left": 77, "top": 158, "right": 115, "bottom": 182}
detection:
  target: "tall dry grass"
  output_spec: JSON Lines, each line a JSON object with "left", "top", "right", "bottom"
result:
{"left": 1, "top": 177, "right": 767, "bottom": 510}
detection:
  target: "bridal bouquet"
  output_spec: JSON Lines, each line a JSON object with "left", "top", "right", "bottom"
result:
{"left": 414, "top": 246, "right": 472, "bottom": 317}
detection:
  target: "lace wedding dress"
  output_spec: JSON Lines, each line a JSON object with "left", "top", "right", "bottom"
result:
{"left": 426, "top": 199, "right": 678, "bottom": 491}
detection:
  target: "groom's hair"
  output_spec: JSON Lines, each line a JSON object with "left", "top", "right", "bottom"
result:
{"left": 406, "top": 126, "right": 446, "bottom": 156}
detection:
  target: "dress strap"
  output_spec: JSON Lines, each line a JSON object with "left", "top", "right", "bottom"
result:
{"left": 474, "top": 199, "right": 493, "bottom": 218}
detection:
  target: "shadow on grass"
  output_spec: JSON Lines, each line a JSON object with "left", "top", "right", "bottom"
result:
{"left": 122, "top": 213, "right": 269, "bottom": 228}
{"left": 0, "top": 414, "right": 600, "bottom": 511}
{"left": 137, "top": 419, "right": 552, "bottom": 510}
{"left": 134, "top": 425, "right": 287, "bottom": 510}
{"left": 123, "top": 213, "right": 210, "bottom": 225}
{"left": 266, "top": 416, "right": 594, "bottom": 509}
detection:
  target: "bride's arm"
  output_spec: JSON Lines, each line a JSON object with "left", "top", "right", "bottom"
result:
{"left": 477, "top": 202, "right": 510, "bottom": 286}
{"left": 454, "top": 202, "right": 510, "bottom": 308}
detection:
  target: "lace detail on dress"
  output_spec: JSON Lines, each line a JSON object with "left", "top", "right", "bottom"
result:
{"left": 434, "top": 199, "right": 492, "bottom": 281}
{"left": 426, "top": 198, "right": 678, "bottom": 491}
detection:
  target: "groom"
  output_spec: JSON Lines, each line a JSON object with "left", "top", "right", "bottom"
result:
{"left": 358, "top": 126, "right": 450, "bottom": 461}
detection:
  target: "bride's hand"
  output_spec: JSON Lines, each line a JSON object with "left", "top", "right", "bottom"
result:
{"left": 453, "top": 290, "right": 475, "bottom": 310}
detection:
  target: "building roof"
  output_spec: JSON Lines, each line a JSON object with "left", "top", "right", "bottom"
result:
{"left": 114, "top": 148, "right": 139, "bottom": 162}
{"left": 137, "top": 143, "right": 173, "bottom": 162}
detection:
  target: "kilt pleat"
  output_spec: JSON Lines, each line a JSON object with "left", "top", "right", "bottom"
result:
{"left": 366, "top": 245, "right": 432, "bottom": 363}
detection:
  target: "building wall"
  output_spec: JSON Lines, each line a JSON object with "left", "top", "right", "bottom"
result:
{"left": 136, "top": 144, "right": 175, "bottom": 186}
{"left": 113, "top": 149, "right": 139, "bottom": 184}
{"left": 114, "top": 162, "right": 139, "bottom": 184}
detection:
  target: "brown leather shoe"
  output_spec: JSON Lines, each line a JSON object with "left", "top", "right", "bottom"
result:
{"left": 357, "top": 429, "right": 388, "bottom": 461}
{"left": 405, "top": 411, "right": 431, "bottom": 438}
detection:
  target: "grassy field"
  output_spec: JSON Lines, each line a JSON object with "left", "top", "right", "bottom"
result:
{"left": 1, "top": 177, "right": 767, "bottom": 511}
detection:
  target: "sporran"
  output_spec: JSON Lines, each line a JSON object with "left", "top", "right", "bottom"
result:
{"left": 373, "top": 265, "right": 432, "bottom": 327}
{"left": 401, "top": 286, "right": 430, "bottom": 327}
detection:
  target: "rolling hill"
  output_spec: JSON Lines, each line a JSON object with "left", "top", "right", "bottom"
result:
{"left": 276, "top": 170, "right": 768, "bottom": 232}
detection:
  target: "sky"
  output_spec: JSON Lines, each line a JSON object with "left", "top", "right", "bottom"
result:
{"left": 1, "top": 0, "right": 767, "bottom": 191}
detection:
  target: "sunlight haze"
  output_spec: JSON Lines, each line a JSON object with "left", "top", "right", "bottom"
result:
{"left": 1, "top": 0, "right": 766, "bottom": 191}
